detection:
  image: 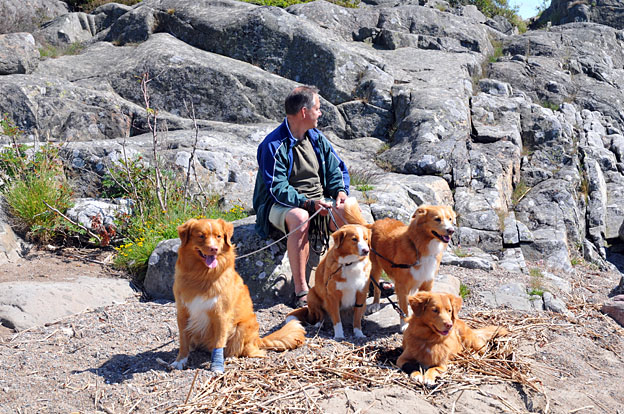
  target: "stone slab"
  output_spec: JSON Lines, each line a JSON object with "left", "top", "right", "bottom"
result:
{"left": 0, "top": 277, "right": 137, "bottom": 331}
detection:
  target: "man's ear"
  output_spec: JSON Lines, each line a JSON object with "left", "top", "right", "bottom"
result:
{"left": 177, "top": 219, "right": 196, "bottom": 246}
{"left": 219, "top": 219, "right": 235, "bottom": 247}
{"left": 409, "top": 293, "right": 430, "bottom": 317}
{"left": 450, "top": 294, "right": 463, "bottom": 320}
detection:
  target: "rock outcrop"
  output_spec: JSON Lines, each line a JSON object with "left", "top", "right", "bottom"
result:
{"left": 0, "top": 0, "right": 623, "bottom": 296}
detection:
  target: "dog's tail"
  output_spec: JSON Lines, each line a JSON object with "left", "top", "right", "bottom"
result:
{"left": 469, "top": 325, "right": 508, "bottom": 353}
{"left": 474, "top": 325, "right": 508, "bottom": 341}
{"left": 257, "top": 319, "right": 306, "bottom": 351}
{"left": 342, "top": 197, "right": 370, "bottom": 227}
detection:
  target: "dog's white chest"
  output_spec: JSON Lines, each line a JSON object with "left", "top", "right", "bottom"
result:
{"left": 185, "top": 296, "right": 218, "bottom": 335}
{"left": 409, "top": 240, "right": 444, "bottom": 289}
{"left": 335, "top": 259, "right": 369, "bottom": 309}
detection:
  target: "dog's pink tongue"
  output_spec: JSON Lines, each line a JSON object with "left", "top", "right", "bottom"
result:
{"left": 204, "top": 255, "right": 218, "bottom": 268}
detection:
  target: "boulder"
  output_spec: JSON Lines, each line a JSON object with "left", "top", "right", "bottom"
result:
{"left": 601, "top": 295, "right": 624, "bottom": 327}
{"left": 0, "top": 277, "right": 137, "bottom": 331}
{"left": 0, "top": 0, "right": 68, "bottom": 34}
{"left": 0, "top": 33, "right": 39, "bottom": 75}
{"left": 35, "top": 12, "right": 98, "bottom": 46}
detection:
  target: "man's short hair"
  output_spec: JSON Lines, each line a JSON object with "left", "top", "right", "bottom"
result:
{"left": 285, "top": 86, "right": 319, "bottom": 115}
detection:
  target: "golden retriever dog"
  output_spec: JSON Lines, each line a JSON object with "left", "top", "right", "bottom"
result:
{"left": 286, "top": 224, "right": 372, "bottom": 340}
{"left": 397, "top": 291, "right": 507, "bottom": 385}
{"left": 343, "top": 199, "right": 456, "bottom": 330}
{"left": 170, "top": 218, "right": 305, "bottom": 372}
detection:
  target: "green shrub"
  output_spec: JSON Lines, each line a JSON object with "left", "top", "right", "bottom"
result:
{"left": 528, "top": 267, "right": 545, "bottom": 297}
{"left": 39, "top": 42, "right": 85, "bottom": 59}
{"left": 0, "top": 116, "right": 76, "bottom": 243}
{"left": 459, "top": 283, "right": 471, "bottom": 299}
{"left": 512, "top": 179, "right": 530, "bottom": 206}
{"left": 349, "top": 167, "right": 379, "bottom": 192}
{"left": 540, "top": 100, "right": 560, "bottom": 111}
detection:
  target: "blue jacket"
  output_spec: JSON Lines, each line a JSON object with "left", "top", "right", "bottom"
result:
{"left": 252, "top": 119, "right": 350, "bottom": 238}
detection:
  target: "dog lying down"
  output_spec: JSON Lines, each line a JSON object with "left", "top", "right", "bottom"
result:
{"left": 170, "top": 218, "right": 305, "bottom": 372}
{"left": 397, "top": 291, "right": 508, "bottom": 386}
{"left": 286, "top": 224, "right": 372, "bottom": 340}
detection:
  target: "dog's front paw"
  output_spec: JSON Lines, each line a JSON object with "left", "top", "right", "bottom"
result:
{"left": 353, "top": 328, "right": 366, "bottom": 339}
{"left": 170, "top": 357, "right": 188, "bottom": 370}
{"left": 333, "top": 322, "right": 345, "bottom": 340}
{"left": 410, "top": 371, "right": 424, "bottom": 384}
{"left": 366, "top": 303, "right": 381, "bottom": 315}
{"left": 210, "top": 347, "right": 225, "bottom": 374}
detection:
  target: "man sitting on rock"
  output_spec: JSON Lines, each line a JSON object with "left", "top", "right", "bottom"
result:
{"left": 252, "top": 85, "right": 355, "bottom": 308}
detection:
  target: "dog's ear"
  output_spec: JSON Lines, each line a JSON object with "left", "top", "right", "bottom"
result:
{"left": 219, "top": 219, "right": 235, "bottom": 247}
{"left": 332, "top": 228, "right": 346, "bottom": 248}
{"left": 177, "top": 219, "right": 196, "bottom": 246}
{"left": 450, "top": 294, "right": 463, "bottom": 320}
{"left": 408, "top": 293, "right": 429, "bottom": 317}
{"left": 411, "top": 206, "right": 428, "bottom": 220}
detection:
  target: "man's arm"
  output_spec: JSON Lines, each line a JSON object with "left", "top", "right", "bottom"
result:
{"left": 257, "top": 140, "right": 307, "bottom": 208}
{"left": 315, "top": 132, "right": 350, "bottom": 199}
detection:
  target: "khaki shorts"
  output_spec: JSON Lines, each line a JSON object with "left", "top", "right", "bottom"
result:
{"left": 269, "top": 198, "right": 336, "bottom": 234}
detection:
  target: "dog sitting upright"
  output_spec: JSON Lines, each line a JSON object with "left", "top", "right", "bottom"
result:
{"left": 397, "top": 291, "right": 508, "bottom": 386}
{"left": 170, "top": 218, "right": 305, "bottom": 372}
{"left": 343, "top": 199, "right": 456, "bottom": 331}
{"left": 286, "top": 224, "right": 372, "bottom": 340}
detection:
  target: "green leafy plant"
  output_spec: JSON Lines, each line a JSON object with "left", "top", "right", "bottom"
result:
{"left": 540, "top": 100, "right": 560, "bottom": 111}
{"left": 459, "top": 283, "right": 471, "bottom": 299}
{"left": 349, "top": 167, "right": 379, "bottom": 192}
{"left": 0, "top": 115, "right": 76, "bottom": 243}
{"left": 488, "top": 41, "right": 504, "bottom": 63}
{"left": 39, "top": 42, "right": 85, "bottom": 59}
{"left": 528, "top": 267, "right": 545, "bottom": 296}
{"left": 453, "top": 246, "right": 472, "bottom": 257}
{"left": 512, "top": 179, "right": 530, "bottom": 206}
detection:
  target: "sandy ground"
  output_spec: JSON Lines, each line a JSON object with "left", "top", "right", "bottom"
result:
{"left": 0, "top": 248, "right": 623, "bottom": 413}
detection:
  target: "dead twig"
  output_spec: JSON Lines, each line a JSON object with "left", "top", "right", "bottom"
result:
{"left": 42, "top": 201, "right": 101, "bottom": 244}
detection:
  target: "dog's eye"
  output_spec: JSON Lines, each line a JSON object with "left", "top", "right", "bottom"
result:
{"left": 352, "top": 237, "right": 358, "bottom": 242}
{"left": 198, "top": 234, "right": 205, "bottom": 239}
{"left": 435, "top": 217, "right": 442, "bottom": 222}
{"left": 216, "top": 234, "right": 222, "bottom": 239}
{"left": 432, "top": 307, "right": 439, "bottom": 313}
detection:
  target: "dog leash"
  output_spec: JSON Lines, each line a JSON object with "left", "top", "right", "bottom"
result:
{"left": 370, "top": 246, "right": 420, "bottom": 269}
{"left": 236, "top": 208, "right": 323, "bottom": 261}
{"left": 369, "top": 276, "right": 407, "bottom": 319}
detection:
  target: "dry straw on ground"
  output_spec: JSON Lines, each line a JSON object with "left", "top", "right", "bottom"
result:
{"left": 169, "top": 310, "right": 570, "bottom": 414}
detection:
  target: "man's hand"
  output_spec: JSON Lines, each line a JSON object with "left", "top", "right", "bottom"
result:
{"left": 335, "top": 191, "right": 348, "bottom": 207}
{"left": 317, "top": 199, "right": 332, "bottom": 216}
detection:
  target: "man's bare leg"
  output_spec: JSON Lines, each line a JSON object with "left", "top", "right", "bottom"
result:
{"left": 285, "top": 208, "right": 311, "bottom": 298}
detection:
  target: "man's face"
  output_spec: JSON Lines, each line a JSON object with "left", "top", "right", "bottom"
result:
{"left": 303, "top": 94, "right": 322, "bottom": 129}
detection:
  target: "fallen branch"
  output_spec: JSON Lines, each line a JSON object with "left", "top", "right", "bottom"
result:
{"left": 42, "top": 201, "right": 101, "bottom": 244}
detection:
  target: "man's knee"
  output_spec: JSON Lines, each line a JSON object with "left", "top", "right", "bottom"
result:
{"left": 286, "top": 208, "right": 310, "bottom": 234}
